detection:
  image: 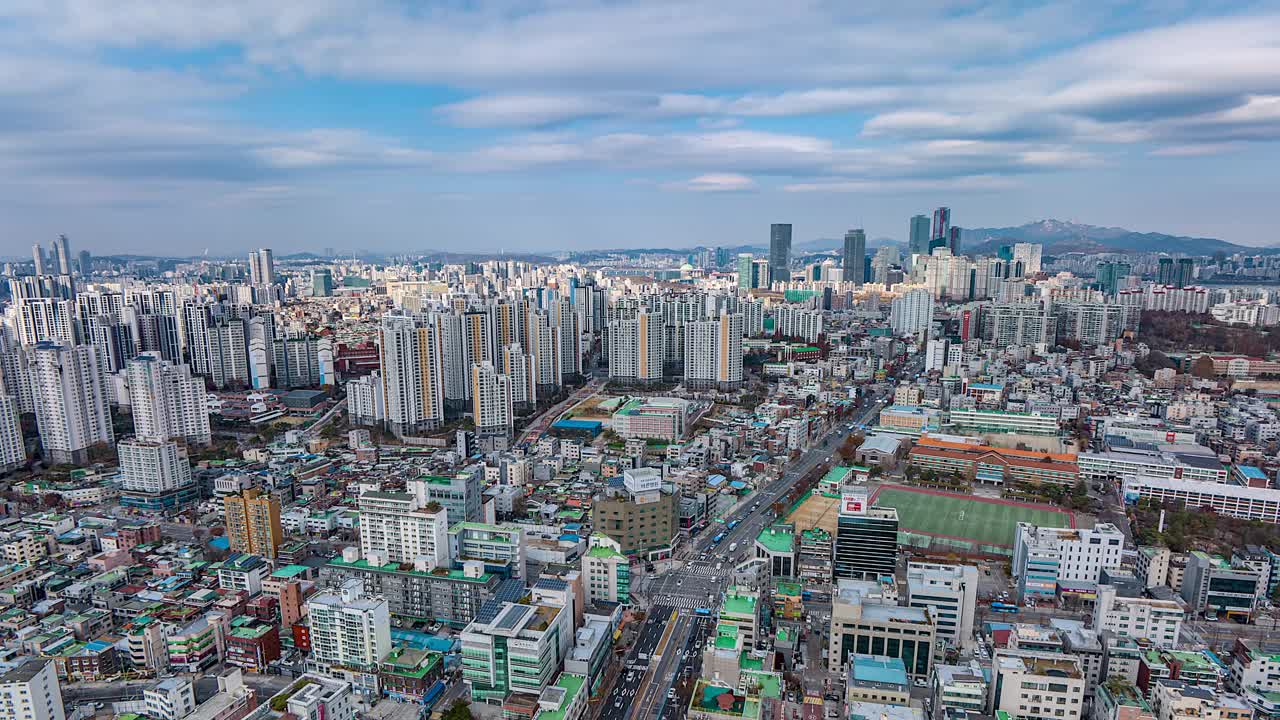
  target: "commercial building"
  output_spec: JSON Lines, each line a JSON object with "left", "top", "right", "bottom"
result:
{"left": 415, "top": 469, "right": 483, "bottom": 525}
{"left": 932, "top": 662, "right": 989, "bottom": 720}
{"left": 1180, "top": 552, "right": 1264, "bottom": 621}
{"left": 770, "top": 223, "right": 792, "bottom": 285}
{"left": 1094, "top": 585, "right": 1184, "bottom": 648}
{"left": 224, "top": 488, "right": 284, "bottom": 559}
{"left": 270, "top": 673, "right": 357, "bottom": 720}
{"left": 989, "top": 649, "right": 1086, "bottom": 720}
{"left": 582, "top": 534, "right": 631, "bottom": 604}
{"left": 591, "top": 468, "right": 679, "bottom": 558}
{"left": 461, "top": 598, "right": 573, "bottom": 703}
{"left": 755, "top": 525, "right": 797, "bottom": 578}
{"left": 845, "top": 654, "right": 909, "bottom": 706}
{"left": 828, "top": 579, "right": 936, "bottom": 679}
{"left": 1012, "top": 522, "right": 1125, "bottom": 600}
{"left": 834, "top": 494, "right": 899, "bottom": 581}
{"left": 906, "top": 562, "right": 978, "bottom": 650}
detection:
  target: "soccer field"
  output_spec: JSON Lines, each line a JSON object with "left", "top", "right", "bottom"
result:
{"left": 871, "top": 486, "right": 1073, "bottom": 547}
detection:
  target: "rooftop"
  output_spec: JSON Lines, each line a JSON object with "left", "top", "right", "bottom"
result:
{"left": 756, "top": 526, "right": 794, "bottom": 554}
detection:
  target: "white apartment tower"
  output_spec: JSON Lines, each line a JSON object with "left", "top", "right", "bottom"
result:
{"left": 0, "top": 394, "right": 26, "bottom": 473}
{"left": 29, "top": 342, "right": 114, "bottom": 465}
{"left": 471, "top": 361, "right": 514, "bottom": 436}
{"left": 684, "top": 310, "right": 743, "bottom": 389}
{"left": 890, "top": 289, "right": 934, "bottom": 337}
{"left": 608, "top": 309, "right": 665, "bottom": 385}
{"left": 125, "top": 354, "right": 211, "bottom": 445}
{"left": 357, "top": 490, "right": 451, "bottom": 569}
{"left": 306, "top": 579, "right": 392, "bottom": 672}
{"left": 378, "top": 313, "right": 445, "bottom": 438}
{"left": 118, "top": 438, "right": 193, "bottom": 494}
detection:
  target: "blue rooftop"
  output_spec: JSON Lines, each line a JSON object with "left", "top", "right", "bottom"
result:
{"left": 209, "top": 537, "right": 230, "bottom": 551}
{"left": 1236, "top": 465, "right": 1267, "bottom": 480}
{"left": 848, "top": 654, "right": 908, "bottom": 687}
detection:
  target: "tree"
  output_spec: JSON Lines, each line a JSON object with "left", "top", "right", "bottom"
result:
{"left": 42, "top": 492, "right": 64, "bottom": 509}
{"left": 442, "top": 700, "right": 474, "bottom": 720}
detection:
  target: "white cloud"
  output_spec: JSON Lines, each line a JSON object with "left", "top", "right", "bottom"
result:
{"left": 662, "top": 173, "right": 757, "bottom": 192}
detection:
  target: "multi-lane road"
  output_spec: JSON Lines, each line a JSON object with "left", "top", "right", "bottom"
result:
{"left": 598, "top": 380, "right": 896, "bottom": 720}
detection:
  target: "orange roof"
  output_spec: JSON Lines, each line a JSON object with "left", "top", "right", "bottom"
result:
{"left": 913, "top": 435, "right": 1077, "bottom": 463}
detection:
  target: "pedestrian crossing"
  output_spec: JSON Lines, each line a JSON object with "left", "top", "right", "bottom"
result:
{"left": 652, "top": 594, "right": 707, "bottom": 611}
{"left": 682, "top": 564, "right": 720, "bottom": 579}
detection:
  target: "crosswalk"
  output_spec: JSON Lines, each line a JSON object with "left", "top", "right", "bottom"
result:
{"left": 652, "top": 594, "right": 706, "bottom": 611}
{"left": 682, "top": 564, "right": 720, "bottom": 579}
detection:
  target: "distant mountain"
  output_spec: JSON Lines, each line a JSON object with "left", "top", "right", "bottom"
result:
{"left": 960, "top": 219, "right": 1262, "bottom": 256}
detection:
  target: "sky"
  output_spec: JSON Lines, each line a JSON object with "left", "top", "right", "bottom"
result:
{"left": 2, "top": 1, "right": 1280, "bottom": 256}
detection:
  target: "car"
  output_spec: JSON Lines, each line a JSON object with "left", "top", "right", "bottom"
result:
{"left": 913, "top": 678, "right": 927, "bottom": 688}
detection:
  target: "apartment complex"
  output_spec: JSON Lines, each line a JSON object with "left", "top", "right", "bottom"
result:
{"left": 224, "top": 488, "right": 284, "bottom": 559}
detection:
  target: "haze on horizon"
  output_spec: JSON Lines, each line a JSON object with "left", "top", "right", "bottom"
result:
{"left": 0, "top": 1, "right": 1278, "bottom": 256}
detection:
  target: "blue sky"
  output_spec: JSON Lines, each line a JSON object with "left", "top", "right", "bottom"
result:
{"left": 1, "top": 1, "right": 1279, "bottom": 255}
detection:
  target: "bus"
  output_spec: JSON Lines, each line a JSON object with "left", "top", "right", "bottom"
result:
{"left": 694, "top": 607, "right": 712, "bottom": 616}
{"left": 727, "top": 520, "right": 739, "bottom": 530}
{"left": 712, "top": 533, "right": 725, "bottom": 545}
{"left": 991, "top": 602, "right": 1019, "bottom": 614}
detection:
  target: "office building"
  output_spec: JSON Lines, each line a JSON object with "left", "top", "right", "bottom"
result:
{"left": 224, "top": 488, "right": 284, "bottom": 559}
{"left": 313, "top": 269, "right": 334, "bottom": 297}
{"left": 933, "top": 662, "right": 989, "bottom": 719}
{"left": 906, "top": 562, "right": 978, "bottom": 650}
{"left": 591, "top": 467, "right": 679, "bottom": 558}
{"left": 989, "top": 649, "right": 1085, "bottom": 720}
{"left": 909, "top": 215, "right": 932, "bottom": 257}
{"left": 357, "top": 488, "right": 451, "bottom": 569}
{"left": 307, "top": 579, "right": 392, "bottom": 688}
{"left": 607, "top": 309, "right": 665, "bottom": 385}
{"left": 828, "top": 579, "right": 936, "bottom": 679}
{"left": 1180, "top": 552, "right": 1263, "bottom": 621}
{"left": 0, "top": 659, "right": 66, "bottom": 720}
{"left": 684, "top": 311, "right": 743, "bottom": 389}
{"left": 890, "top": 289, "right": 933, "bottom": 337}
{"left": 931, "top": 207, "right": 951, "bottom": 252}
{"left": 379, "top": 312, "right": 446, "bottom": 437}
{"left": 1097, "top": 261, "right": 1133, "bottom": 296}
{"left": 28, "top": 342, "right": 114, "bottom": 465}
{"left": 833, "top": 494, "right": 899, "bottom": 580}
{"left": 844, "top": 229, "right": 867, "bottom": 284}
{"left": 582, "top": 534, "right": 631, "bottom": 604}
{"left": 471, "top": 361, "right": 514, "bottom": 436}
{"left": 1012, "top": 522, "right": 1124, "bottom": 600}
{"left": 1094, "top": 585, "right": 1184, "bottom": 648}
{"left": 461, "top": 597, "right": 573, "bottom": 703}
{"left": 769, "top": 223, "right": 792, "bottom": 285}
{"left": 125, "top": 354, "right": 211, "bottom": 445}
{"left": 736, "top": 254, "right": 757, "bottom": 290}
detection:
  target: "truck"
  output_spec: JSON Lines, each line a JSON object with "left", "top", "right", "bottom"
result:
{"left": 728, "top": 542, "right": 738, "bottom": 553}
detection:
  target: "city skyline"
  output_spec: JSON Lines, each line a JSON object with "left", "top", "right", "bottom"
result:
{"left": 1, "top": 2, "right": 1278, "bottom": 254}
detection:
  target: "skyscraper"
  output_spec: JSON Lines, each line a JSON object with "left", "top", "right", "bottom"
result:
{"left": 312, "top": 269, "right": 333, "bottom": 296}
{"left": 948, "top": 226, "right": 962, "bottom": 255}
{"left": 890, "top": 289, "right": 934, "bottom": 337}
{"left": 909, "top": 215, "right": 932, "bottom": 257}
{"left": 1176, "top": 258, "right": 1196, "bottom": 288}
{"left": 54, "top": 235, "right": 72, "bottom": 275}
{"left": 1096, "top": 261, "right": 1132, "bottom": 296}
{"left": 769, "top": 223, "right": 792, "bottom": 285}
{"left": 736, "top": 254, "right": 755, "bottom": 290}
{"left": 248, "top": 248, "right": 275, "bottom": 286}
{"left": 31, "top": 243, "right": 47, "bottom": 276}
{"left": 224, "top": 488, "right": 284, "bottom": 559}
{"left": 77, "top": 250, "right": 92, "bottom": 276}
{"left": 843, "top": 229, "right": 867, "bottom": 284}
{"left": 1157, "top": 258, "right": 1175, "bottom": 285}
{"left": 931, "top": 207, "right": 951, "bottom": 248}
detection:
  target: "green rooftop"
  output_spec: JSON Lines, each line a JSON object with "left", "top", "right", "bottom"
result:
{"left": 721, "top": 589, "right": 757, "bottom": 618}
{"left": 741, "top": 671, "right": 782, "bottom": 699}
{"left": 755, "top": 526, "right": 793, "bottom": 554}
{"left": 586, "top": 543, "right": 625, "bottom": 560}
{"left": 271, "top": 564, "right": 310, "bottom": 579}
{"left": 327, "top": 557, "right": 493, "bottom": 583}
{"left": 536, "top": 673, "right": 587, "bottom": 720}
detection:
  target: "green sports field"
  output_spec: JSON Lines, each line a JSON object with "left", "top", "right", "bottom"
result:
{"left": 871, "top": 486, "right": 1073, "bottom": 548}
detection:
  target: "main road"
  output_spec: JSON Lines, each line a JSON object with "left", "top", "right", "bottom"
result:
{"left": 601, "top": 379, "right": 898, "bottom": 720}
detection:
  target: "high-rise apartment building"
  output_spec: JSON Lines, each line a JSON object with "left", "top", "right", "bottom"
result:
{"left": 607, "top": 309, "right": 665, "bottom": 385}
{"left": 248, "top": 248, "right": 275, "bottom": 286}
{"left": 890, "top": 289, "right": 934, "bottom": 337}
{"left": 843, "top": 229, "right": 867, "bottom": 284}
{"left": 982, "top": 303, "right": 1055, "bottom": 346}
{"left": 357, "top": 489, "right": 450, "bottom": 569}
{"left": 909, "top": 215, "right": 932, "bottom": 258}
{"left": 224, "top": 488, "right": 284, "bottom": 559}
{"left": 833, "top": 495, "right": 899, "bottom": 581}
{"left": 769, "top": 223, "right": 792, "bottom": 285}
{"left": 0, "top": 659, "right": 66, "bottom": 720}
{"left": 0, "top": 395, "right": 26, "bottom": 473}
{"left": 29, "top": 342, "right": 113, "bottom": 465}
{"left": 471, "top": 361, "right": 513, "bottom": 436}
{"left": 307, "top": 579, "right": 391, "bottom": 675}
{"left": 379, "top": 312, "right": 446, "bottom": 438}
{"left": 1011, "top": 243, "right": 1043, "bottom": 275}
{"left": 684, "top": 310, "right": 743, "bottom": 389}
{"left": 125, "top": 354, "right": 211, "bottom": 445}
{"left": 119, "top": 438, "right": 193, "bottom": 495}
